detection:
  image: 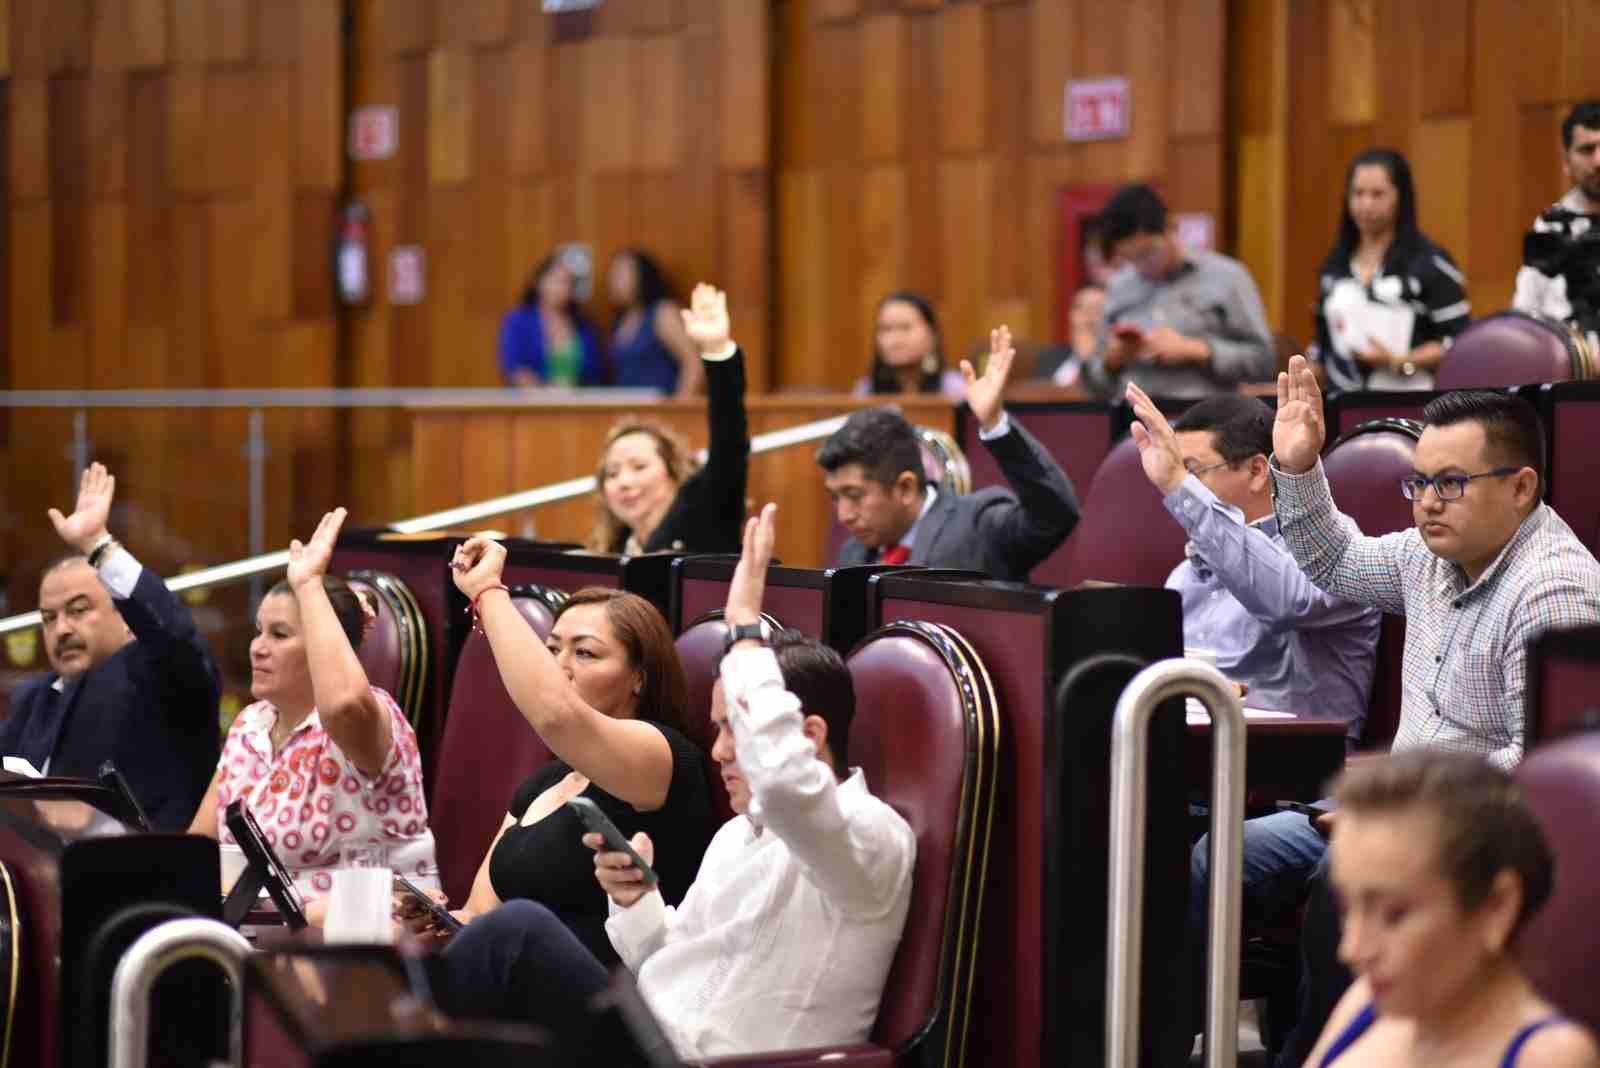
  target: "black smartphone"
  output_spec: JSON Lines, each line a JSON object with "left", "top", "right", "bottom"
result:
{"left": 224, "top": 799, "right": 309, "bottom": 929}
{"left": 568, "top": 797, "right": 659, "bottom": 888}
{"left": 395, "top": 873, "right": 463, "bottom": 934}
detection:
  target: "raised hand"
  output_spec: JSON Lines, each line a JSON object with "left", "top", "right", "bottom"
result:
{"left": 587, "top": 831, "right": 657, "bottom": 909}
{"left": 725, "top": 503, "right": 777, "bottom": 628}
{"left": 962, "top": 325, "right": 1016, "bottom": 432}
{"left": 286, "top": 508, "right": 347, "bottom": 591}
{"left": 449, "top": 535, "right": 508, "bottom": 600}
{"left": 1273, "top": 354, "right": 1327, "bottom": 474}
{"left": 1125, "top": 383, "right": 1188, "bottom": 495}
{"left": 680, "top": 283, "right": 733, "bottom": 355}
{"left": 48, "top": 461, "right": 116, "bottom": 553}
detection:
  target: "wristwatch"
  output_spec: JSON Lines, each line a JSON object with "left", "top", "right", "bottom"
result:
{"left": 722, "top": 619, "right": 772, "bottom": 655}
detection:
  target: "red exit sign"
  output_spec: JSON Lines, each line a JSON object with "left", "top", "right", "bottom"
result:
{"left": 1065, "top": 77, "right": 1131, "bottom": 142}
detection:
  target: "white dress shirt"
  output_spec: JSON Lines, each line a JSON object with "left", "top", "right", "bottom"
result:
{"left": 605, "top": 645, "right": 916, "bottom": 1058}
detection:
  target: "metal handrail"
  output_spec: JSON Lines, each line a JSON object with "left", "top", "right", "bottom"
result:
{"left": 1105, "top": 658, "right": 1246, "bottom": 1068}
{"left": 0, "top": 412, "right": 849, "bottom": 637}
{"left": 108, "top": 917, "right": 253, "bottom": 1068}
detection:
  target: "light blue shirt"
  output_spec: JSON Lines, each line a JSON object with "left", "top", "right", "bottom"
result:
{"left": 1163, "top": 476, "right": 1380, "bottom": 739}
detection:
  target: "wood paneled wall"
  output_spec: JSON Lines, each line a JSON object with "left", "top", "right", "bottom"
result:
{"left": 774, "top": 0, "right": 1227, "bottom": 389}
{"left": 1231, "top": 0, "right": 1600, "bottom": 340}
{"left": 2, "top": 0, "right": 345, "bottom": 604}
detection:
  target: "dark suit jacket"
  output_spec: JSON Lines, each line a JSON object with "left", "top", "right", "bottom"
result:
{"left": 836, "top": 418, "right": 1081, "bottom": 581}
{"left": 610, "top": 348, "right": 750, "bottom": 555}
{"left": 2, "top": 566, "right": 221, "bottom": 831}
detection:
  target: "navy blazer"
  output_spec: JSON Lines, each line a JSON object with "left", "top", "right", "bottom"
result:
{"left": 836, "top": 418, "right": 1081, "bottom": 582}
{"left": 2, "top": 566, "right": 221, "bottom": 831}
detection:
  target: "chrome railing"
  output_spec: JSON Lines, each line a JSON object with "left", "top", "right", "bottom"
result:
{"left": 1105, "top": 658, "right": 1247, "bottom": 1068}
{"left": 108, "top": 917, "right": 253, "bottom": 1068}
{"left": 0, "top": 397, "right": 848, "bottom": 637}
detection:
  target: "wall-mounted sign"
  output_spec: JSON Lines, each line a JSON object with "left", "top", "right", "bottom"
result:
{"left": 1065, "top": 77, "right": 1131, "bottom": 142}
{"left": 1175, "top": 212, "right": 1215, "bottom": 253}
{"left": 348, "top": 106, "right": 399, "bottom": 161}
{"left": 390, "top": 246, "right": 427, "bottom": 305}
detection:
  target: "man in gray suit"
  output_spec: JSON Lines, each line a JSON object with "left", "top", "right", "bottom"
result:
{"left": 818, "top": 326, "right": 1081, "bottom": 581}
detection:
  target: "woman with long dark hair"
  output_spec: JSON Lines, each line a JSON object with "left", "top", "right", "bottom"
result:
{"left": 607, "top": 249, "right": 703, "bottom": 397}
{"left": 1313, "top": 149, "right": 1471, "bottom": 391}
{"left": 853, "top": 290, "right": 966, "bottom": 400}
{"left": 498, "top": 250, "right": 605, "bottom": 387}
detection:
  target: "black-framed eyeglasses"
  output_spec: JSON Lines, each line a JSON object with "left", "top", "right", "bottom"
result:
{"left": 1185, "top": 458, "right": 1234, "bottom": 478}
{"left": 1399, "top": 467, "right": 1521, "bottom": 501}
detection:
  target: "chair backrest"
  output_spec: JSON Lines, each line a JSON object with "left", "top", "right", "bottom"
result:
{"left": 1062, "top": 435, "right": 1188, "bottom": 588}
{"left": 1322, "top": 419, "right": 1421, "bottom": 749}
{"left": 675, "top": 613, "right": 784, "bottom": 826}
{"left": 1525, "top": 625, "right": 1600, "bottom": 746}
{"left": 1436, "top": 311, "right": 1580, "bottom": 390}
{"left": 847, "top": 621, "right": 1000, "bottom": 1065}
{"left": 346, "top": 572, "right": 429, "bottom": 731}
{"left": 430, "top": 586, "right": 567, "bottom": 905}
{"left": 1513, "top": 728, "right": 1600, "bottom": 1036}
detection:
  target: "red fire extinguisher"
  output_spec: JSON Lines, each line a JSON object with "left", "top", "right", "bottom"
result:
{"left": 337, "top": 200, "right": 371, "bottom": 306}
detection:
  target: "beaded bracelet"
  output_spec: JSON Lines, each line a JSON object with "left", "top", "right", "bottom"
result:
{"left": 468, "top": 584, "right": 510, "bottom": 632}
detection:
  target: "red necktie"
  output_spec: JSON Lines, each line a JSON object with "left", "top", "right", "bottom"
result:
{"left": 880, "top": 545, "right": 911, "bottom": 565}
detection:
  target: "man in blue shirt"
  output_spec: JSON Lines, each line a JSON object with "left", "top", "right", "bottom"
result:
{"left": 1127, "top": 384, "right": 1380, "bottom": 728}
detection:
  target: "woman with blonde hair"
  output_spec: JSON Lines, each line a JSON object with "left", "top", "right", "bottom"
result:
{"left": 588, "top": 283, "right": 749, "bottom": 555}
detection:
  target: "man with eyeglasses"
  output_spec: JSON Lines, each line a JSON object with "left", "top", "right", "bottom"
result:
{"left": 1214, "top": 356, "right": 1600, "bottom": 1068}
{"left": 1082, "top": 183, "right": 1275, "bottom": 398}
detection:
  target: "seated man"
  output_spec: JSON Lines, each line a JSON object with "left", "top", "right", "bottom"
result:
{"left": 1193, "top": 359, "right": 1600, "bottom": 1066}
{"left": 430, "top": 503, "right": 916, "bottom": 1062}
{"left": 1082, "top": 183, "right": 1275, "bottom": 398}
{"left": 3, "top": 463, "right": 221, "bottom": 830}
{"left": 1125, "top": 386, "right": 1380, "bottom": 733}
{"left": 819, "top": 325, "right": 1080, "bottom": 581}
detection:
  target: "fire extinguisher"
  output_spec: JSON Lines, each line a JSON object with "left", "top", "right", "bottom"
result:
{"left": 336, "top": 200, "right": 371, "bottom": 306}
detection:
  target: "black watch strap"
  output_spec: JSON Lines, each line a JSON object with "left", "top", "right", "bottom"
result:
{"left": 723, "top": 620, "right": 770, "bottom": 655}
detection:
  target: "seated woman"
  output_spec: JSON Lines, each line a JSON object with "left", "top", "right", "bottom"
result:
{"left": 188, "top": 508, "right": 439, "bottom": 900}
{"left": 409, "top": 539, "right": 715, "bottom": 964}
{"left": 607, "top": 249, "right": 703, "bottom": 397}
{"left": 589, "top": 282, "right": 749, "bottom": 555}
{"left": 499, "top": 250, "right": 605, "bottom": 388}
{"left": 853, "top": 290, "right": 966, "bottom": 401}
{"left": 1305, "top": 749, "right": 1599, "bottom": 1067}
{"left": 1312, "top": 148, "right": 1471, "bottom": 392}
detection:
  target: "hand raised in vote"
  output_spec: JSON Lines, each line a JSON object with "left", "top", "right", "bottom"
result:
{"left": 450, "top": 535, "right": 508, "bottom": 600}
{"left": 286, "top": 507, "right": 348, "bottom": 592}
{"left": 49, "top": 461, "right": 116, "bottom": 554}
{"left": 962, "top": 325, "right": 1016, "bottom": 433}
{"left": 1272, "top": 354, "right": 1326, "bottom": 475}
{"left": 725, "top": 503, "right": 777, "bottom": 630}
{"left": 1125, "top": 383, "right": 1189, "bottom": 496}
{"left": 680, "top": 283, "right": 734, "bottom": 356}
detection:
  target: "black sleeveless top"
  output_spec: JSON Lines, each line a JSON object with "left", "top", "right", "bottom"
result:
{"left": 487, "top": 721, "right": 715, "bottom": 963}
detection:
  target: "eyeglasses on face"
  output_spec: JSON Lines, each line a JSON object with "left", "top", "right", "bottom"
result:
{"left": 1184, "top": 458, "right": 1235, "bottom": 478}
{"left": 1399, "top": 467, "right": 1521, "bottom": 501}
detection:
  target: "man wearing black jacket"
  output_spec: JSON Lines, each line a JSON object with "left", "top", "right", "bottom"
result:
{"left": 820, "top": 325, "right": 1081, "bottom": 582}
{"left": 3, "top": 463, "right": 220, "bottom": 830}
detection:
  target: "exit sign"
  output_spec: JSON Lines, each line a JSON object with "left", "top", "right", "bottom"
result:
{"left": 1065, "top": 77, "right": 1131, "bottom": 142}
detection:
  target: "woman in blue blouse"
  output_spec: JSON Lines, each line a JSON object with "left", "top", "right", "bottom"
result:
{"left": 607, "top": 250, "right": 702, "bottom": 397}
{"left": 499, "top": 253, "right": 605, "bottom": 388}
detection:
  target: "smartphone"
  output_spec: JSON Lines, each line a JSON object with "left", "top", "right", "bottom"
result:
{"left": 224, "top": 799, "right": 309, "bottom": 929}
{"left": 1112, "top": 321, "right": 1145, "bottom": 339}
{"left": 395, "top": 873, "right": 463, "bottom": 934}
{"left": 1276, "top": 799, "right": 1335, "bottom": 819}
{"left": 568, "top": 797, "right": 659, "bottom": 888}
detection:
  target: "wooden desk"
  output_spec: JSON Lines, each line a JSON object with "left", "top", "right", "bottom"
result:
{"left": 1185, "top": 711, "right": 1348, "bottom": 800}
{"left": 410, "top": 394, "right": 958, "bottom": 569}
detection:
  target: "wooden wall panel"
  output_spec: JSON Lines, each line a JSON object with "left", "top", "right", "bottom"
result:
{"left": 778, "top": 0, "right": 1228, "bottom": 389}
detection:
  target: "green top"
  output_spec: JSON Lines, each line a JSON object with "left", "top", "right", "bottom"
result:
{"left": 545, "top": 336, "right": 581, "bottom": 387}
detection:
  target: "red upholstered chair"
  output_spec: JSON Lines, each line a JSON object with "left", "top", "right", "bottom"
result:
{"left": 705, "top": 620, "right": 1000, "bottom": 1068}
{"left": 346, "top": 571, "right": 429, "bottom": 730}
{"left": 1321, "top": 418, "right": 1422, "bottom": 750}
{"left": 1513, "top": 728, "right": 1600, "bottom": 1036}
{"left": 429, "top": 586, "right": 567, "bottom": 905}
{"left": 1061, "top": 435, "right": 1189, "bottom": 588}
{"left": 1525, "top": 625, "right": 1600, "bottom": 746}
{"left": 1436, "top": 311, "right": 1584, "bottom": 390}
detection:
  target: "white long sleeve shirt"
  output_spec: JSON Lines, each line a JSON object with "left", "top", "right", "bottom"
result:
{"left": 605, "top": 644, "right": 916, "bottom": 1059}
